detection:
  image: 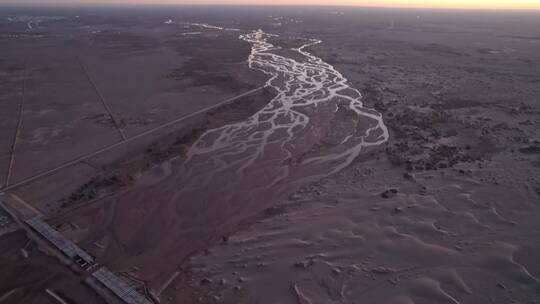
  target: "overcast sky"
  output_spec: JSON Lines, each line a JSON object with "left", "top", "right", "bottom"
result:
{"left": 1, "top": 0, "right": 539, "bottom": 9}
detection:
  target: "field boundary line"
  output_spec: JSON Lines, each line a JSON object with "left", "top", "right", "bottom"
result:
{"left": 1, "top": 86, "right": 266, "bottom": 192}
{"left": 78, "top": 56, "right": 127, "bottom": 141}
{"left": 5, "top": 62, "right": 28, "bottom": 187}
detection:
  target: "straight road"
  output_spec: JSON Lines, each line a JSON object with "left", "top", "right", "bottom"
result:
{"left": 78, "top": 57, "right": 127, "bottom": 141}
{"left": 0, "top": 86, "right": 266, "bottom": 192}
{"left": 4, "top": 62, "right": 28, "bottom": 187}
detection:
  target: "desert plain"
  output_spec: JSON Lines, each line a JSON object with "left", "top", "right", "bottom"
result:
{"left": 0, "top": 5, "right": 539, "bottom": 304}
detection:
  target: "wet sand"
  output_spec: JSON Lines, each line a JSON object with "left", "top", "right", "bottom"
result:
{"left": 181, "top": 8, "right": 540, "bottom": 304}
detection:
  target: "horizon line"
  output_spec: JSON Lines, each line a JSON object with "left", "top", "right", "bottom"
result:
{"left": 1, "top": 2, "right": 540, "bottom": 11}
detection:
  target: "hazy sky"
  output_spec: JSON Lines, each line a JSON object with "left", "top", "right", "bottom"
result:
{"left": 2, "top": 0, "right": 540, "bottom": 10}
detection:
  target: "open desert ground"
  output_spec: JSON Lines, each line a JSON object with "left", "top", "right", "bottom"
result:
{"left": 0, "top": 5, "right": 539, "bottom": 304}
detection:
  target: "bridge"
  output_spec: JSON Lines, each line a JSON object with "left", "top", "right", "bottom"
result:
{"left": 25, "top": 216, "right": 153, "bottom": 304}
